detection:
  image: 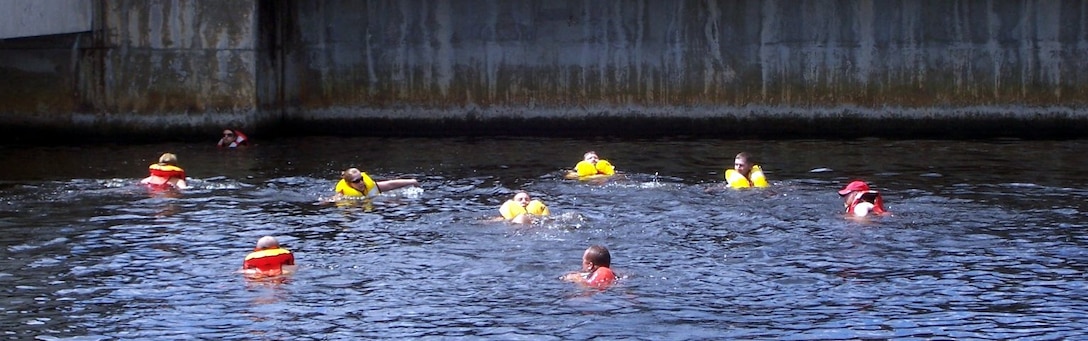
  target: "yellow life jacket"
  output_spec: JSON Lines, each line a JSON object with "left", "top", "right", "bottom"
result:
{"left": 725, "top": 164, "right": 769, "bottom": 188}
{"left": 499, "top": 200, "right": 549, "bottom": 220}
{"left": 575, "top": 160, "right": 615, "bottom": 177}
{"left": 334, "top": 173, "right": 380, "bottom": 197}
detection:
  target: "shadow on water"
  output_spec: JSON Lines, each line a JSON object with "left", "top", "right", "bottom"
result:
{"left": 0, "top": 137, "right": 1086, "bottom": 339}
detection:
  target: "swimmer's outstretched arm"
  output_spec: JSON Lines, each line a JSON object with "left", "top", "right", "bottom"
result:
{"left": 376, "top": 179, "right": 419, "bottom": 192}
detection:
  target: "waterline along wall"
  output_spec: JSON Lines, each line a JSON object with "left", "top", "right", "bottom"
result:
{"left": 1, "top": 0, "right": 1086, "bottom": 142}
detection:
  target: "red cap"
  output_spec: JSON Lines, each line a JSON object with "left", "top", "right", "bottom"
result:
{"left": 838, "top": 181, "right": 870, "bottom": 196}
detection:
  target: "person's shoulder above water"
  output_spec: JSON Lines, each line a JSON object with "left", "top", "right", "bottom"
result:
{"left": 498, "top": 190, "right": 550, "bottom": 224}
{"left": 561, "top": 245, "right": 617, "bottom": 289}
{"left": 217, "top": 129, "right": 249, "bottom": 148}
{"left": 141, "top": 152, "right": 188, "bottom": 190}
{"left": 334, "top": 167, "right": 420, "bottom": 198}
{"left": 565, "top": 150, "right": 616, "bottom": 180}
{"left": 838, "top": 180, "right": 889, "bottom": 217}
{"left": 723, "top": 152, "right": 768, "bottom": 189}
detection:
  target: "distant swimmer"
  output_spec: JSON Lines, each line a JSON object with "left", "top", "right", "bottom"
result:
{"left": 565, "top": 151, "right": 616, "bottom": 180}
{"left": 140, "top": 152, "right": 188, "bottom": 190}
{"left": 561, "top": 245, "right": 616, "bottom": 289}
{"left": 498, "top": 191, "right": 550, "bottom": 224}
{"left": 724, "top": 152, "right": 768, "bottom": 189}
{"left": 217, "top": 129, "right": 249, "bottom": 148}
{"left": 242, "top": 236, "right": 296, "bottom": 277}
{"left": 838, "top": 180, "right": 888, "bottom": 217}
{"left": 334, "top": 167, "right": 419, "bottom": 198}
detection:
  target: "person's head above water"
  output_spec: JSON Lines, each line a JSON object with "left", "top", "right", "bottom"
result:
{"left": 733, "top": 152, "right": 753, "bottom": 177}
{"left": 513, "top": 190, "right": 532, "bottom": 207}
{"left": 838, "top": 180, "right": 887, "bottom": 216}
{"left": 583, "top": 245, "right": 611, "bottom": 269}
{"left": 583, "top": 151, "right": 600, "bottom": 164}
{"left": 342, "top": 168, "right": 363, "bottom": 182}
{"left": 255, "top": 236, "right": 280, "bottom": 250}
{"left": 158, "top": 153, "right": 178, "bottom": 165}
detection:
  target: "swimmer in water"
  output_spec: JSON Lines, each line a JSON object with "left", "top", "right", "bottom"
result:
{"left": 217, "top": 129, "right": 249, "bottom": 148}
{"left": 140, "top": 152, "right": 188, "bottom": 190}
{"left": 241, "top": 236, "right": 296, "bottom": 277}
{"left": 334, "top": 167, "right": 419, "bottom": 198}
{"left": 498, "top": 191, "right": 550, "bottom": 224}
{"left": 838, "top": 180, "right": 888, "bottom": 217}
{"left": 724, "top": 152, "right": 769, "bottom": 189}
{"left": 561, "top": 245, "right": 616, "bottom": 289}
{"left": 565, "top": 151, "right": 616, "bottom": 180}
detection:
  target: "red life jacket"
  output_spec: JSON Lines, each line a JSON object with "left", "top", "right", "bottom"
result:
{"left": 243, "top": 248, "right": 295, "bottom": 275}
{"left": 586, "top": 266, "right": 616, "bottom": 289}
{"left": 148, "top": 163, "right": 186, "bottom": 180}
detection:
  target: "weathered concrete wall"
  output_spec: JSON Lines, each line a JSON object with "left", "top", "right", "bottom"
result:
{"left": 0, "top": 0, "right": 261, "bottom": 140}
{"left": 283, "top": 0, "right": 1088, "bottom": 109}
{"left": 0, "top": 0, "right": 92, "bottom": 39}
{"left": 273, "top": 0, "right": 1088, "bottom": 137}
{"left": 1, "top": 0, "right": 1087, "bottom": 142}
{"left": 80, "top": 0, "right": 261, "bottom": 134}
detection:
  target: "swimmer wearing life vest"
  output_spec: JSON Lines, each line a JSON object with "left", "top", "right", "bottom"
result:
{"left": 217, "top": 129, "right": 249, "bottom": 148}
{"left": 334, "top": 167, "right": 419, "bottom": 198}
{"left": 242, "top": 236, "right": 296, "bottom": 277}
{"left": 561, "top": 245, "right": 616, "bottom": 289}
{"left": 140, "top": 153, "right": 188, "bottom": 189}
{"left": 838, "top": 180, "right": 888, "bottom": 217}
{"left": 498, "top": 191, "right": 550, "bottom": 224}
{"left": 724, "top": 152, "right": 768, "bottom": 188}
{"left": 564, "top": 151, "right": 616, "bottom": 180}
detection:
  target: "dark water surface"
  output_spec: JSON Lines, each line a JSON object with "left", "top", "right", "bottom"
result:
{"left": 1, "top": 137, "right": 1087, "bottom": 340}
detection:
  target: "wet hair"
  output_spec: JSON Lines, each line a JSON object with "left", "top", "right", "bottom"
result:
{"left": 584, "top": 151, "right": 598, "bottom": 158}
{"left": 735, "top": 152, "right": 751, "bottom": 162}
{"left": 342, "top": 168, "right": 363, "bottom": 182}
{"left": 158, "top": 153, "right": 178, "bottom": 165}
{"left": 585, "top": 245, "right": 611, "bottom": 267}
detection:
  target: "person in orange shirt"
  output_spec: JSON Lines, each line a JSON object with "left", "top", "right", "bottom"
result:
{"left": 561, "top": 245, "right": 616, "bottom": 289}
{"left": 242, "top": 236, "right": 296, "bottom": 277}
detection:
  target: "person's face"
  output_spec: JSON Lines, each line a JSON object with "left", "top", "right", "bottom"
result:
{"left": 514, "top": 193, "right": 531, "bottom": 207}
{"left": 734, "top": 157, "right": 751, "bottom": 175}
{"left": 581, "top": 251, "right": 594, "bottom": 271}
{"left": 349, "top": 175, "right": 366, "bottom": 190}
{"left": 222, "top": 130, "right": 236, "bottom": 142}
{"left": 584, "top": 153, "right": 599, "bottom": 164}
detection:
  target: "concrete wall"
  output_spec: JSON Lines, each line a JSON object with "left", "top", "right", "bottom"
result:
{"left": 284, "top": 0, "right": 1088, "bottom": 109}
{"left": 0, "top": 0, "right": 92, "bottom": 39}
{"left": 0, "top": 0, "right": 261, "bottom": 140}
{"left": 274, "top": 0, "right": 1088, "bottom": 137}
{"left": 1, "top": 0, "right": 1087, "bottom": 142}
{"left": 81, "top": 0, "right": 261, "bottom": 134}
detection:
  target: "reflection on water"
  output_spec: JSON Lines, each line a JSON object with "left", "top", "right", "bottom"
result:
{"left": 1, "top": 137, "right": 1087, "bottom": 339}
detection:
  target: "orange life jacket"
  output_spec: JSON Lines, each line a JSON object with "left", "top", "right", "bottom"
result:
{"left": 148, "top": 163, "right": 185, "bottom": 180}
{"left": 585, "top": 266, "right": 616, "bottom": 289}
{"left": 243, "top": 248, "right": 295, "bottom": 275}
